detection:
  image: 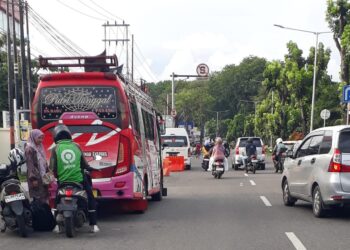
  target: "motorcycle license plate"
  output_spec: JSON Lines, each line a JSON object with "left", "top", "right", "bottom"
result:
{"left": 252, "top": 160, "right": 258, "bottom": 163}
{"left": 92, "top": 189, "right": 98, "bottom": 198}
{"left": 4, "top": 193, "right": 25, "bottom": 203}
{"left": 216, "top": 167, "right": 224, "bottom": 171}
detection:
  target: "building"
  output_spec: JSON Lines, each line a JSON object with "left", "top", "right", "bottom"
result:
{"left": 0, "top": 0, "right": 20, "bottom": 36}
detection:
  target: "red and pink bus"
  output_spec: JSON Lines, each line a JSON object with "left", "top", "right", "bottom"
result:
{"left": 31, "top": 55, "right": 166, "bottom": 212}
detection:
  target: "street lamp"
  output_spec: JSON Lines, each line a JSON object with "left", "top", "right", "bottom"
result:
{"left": 239, "top": 100, "right": 260, "bottom": 136}
{"left": 206, "top": 110, "right": 230, "bottom": 137}
{"left": 273, "top": 24, "right": 332, "bottom": 132}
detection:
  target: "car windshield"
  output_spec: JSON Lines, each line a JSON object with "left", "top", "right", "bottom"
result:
{"left": 238, "top": 138, "right": 262, "bottom": 147}
{"left": 161, "top": 136, "right": 188, "bottom": 147}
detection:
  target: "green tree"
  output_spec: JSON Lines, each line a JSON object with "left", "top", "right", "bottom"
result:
{"left": 326, "top": 0, "right": 350, "bottom": 83}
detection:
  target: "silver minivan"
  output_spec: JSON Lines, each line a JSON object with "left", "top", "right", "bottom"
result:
{"left": 282, "top": 125, "right": 350, "bottom": 217}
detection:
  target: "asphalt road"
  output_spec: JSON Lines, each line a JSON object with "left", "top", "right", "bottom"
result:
{"left": 1, "top": 157, "right": 350, "bottom": 250}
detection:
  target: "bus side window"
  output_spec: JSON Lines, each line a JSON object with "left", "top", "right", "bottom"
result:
{"left": 142, "top": 109, "right": 150, "bottom": 139}
{"left": 130, "top": 102, "right": 140, "bottom": 135}
{"left": 147, "top": 113, "right": 155, "bottom": 140}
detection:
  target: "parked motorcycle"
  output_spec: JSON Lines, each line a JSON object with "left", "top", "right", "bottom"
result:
{"left": 0, "top": 148, "right": 31, "bottom": 237}
{"left": 212, "top": 159, "right": 225, "bottom": 179}
{"left": 243, "top": 155, "right": 258, "bottom": 174}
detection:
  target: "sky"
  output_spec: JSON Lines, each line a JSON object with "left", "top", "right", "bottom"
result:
{"left": 27, "top": 0, "right": 341, "bottom": 83}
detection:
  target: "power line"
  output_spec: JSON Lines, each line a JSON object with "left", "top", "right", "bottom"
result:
{"left": 87, "top": 0, "right": 124, "bottom": 21}
{"left": 55, "top": 0, "right": 106, "bottom": 22}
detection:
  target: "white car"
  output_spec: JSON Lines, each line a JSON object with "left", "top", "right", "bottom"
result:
{"left": 161, "top": 128, "right": 192, "bottom": 170}
{"left": 232, "top": 137, "right": 266, "bottom": 170}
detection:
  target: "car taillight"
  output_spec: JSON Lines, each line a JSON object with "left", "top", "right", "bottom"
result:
{"left": 65, "top": 189, "right": 73, "bottom": 197}
{"left": 329, "top": 148, "right": 343, "bottom": 172}
{"left": 235, "top": 147, "right": 239, "bottom": 155}
{"left": 262, "top": 146, "right": 265, "bottom": 154}
{"left": 115, "top": 135, "right": 131, "bottom": 176}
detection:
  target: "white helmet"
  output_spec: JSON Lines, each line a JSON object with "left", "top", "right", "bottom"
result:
{"left": 8, "top": 148, "right": 26, "bottom": 166}
{"left": 215, "top": 137, "right": 223, "bottom": 144}
{"left": 276, "top": 138, "right": 283, "bottom": 144}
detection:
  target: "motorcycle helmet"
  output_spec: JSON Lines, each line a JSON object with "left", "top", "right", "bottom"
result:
{"left": 53, "top": 124, "right": 72, "bottom": 143}
{"left": 8, "top": 148, "right": 26, "bottom": 166}
{"left": 215, "top": 137, "right": 223, "bottom": 144}
{"left": 276, "top": 138, "right": 283, "bottom": 144}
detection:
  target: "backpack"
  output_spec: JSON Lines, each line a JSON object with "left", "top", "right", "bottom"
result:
{"left": 31, "top": 199, "right": 56, "bottom": 231}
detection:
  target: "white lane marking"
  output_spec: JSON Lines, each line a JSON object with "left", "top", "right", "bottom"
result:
{"left": 240, "top": 182, "right": 243, "bottom": 187}
{"left": 260, "top": 196, "right": 272, "bottom": 207}
{"left": 244, "top": 173, "right": 249, "bottom": 177}
{"left": 250, "top": 180, "right": 256, "bottom": 186}
{"left": 285, "top": 232, "right": 307, "bottom": 250}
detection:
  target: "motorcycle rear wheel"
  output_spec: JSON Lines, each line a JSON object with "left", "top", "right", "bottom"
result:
{"left": 65, "top": 217, "right": 76, "bottom": 238}
{"left": 16, "top": 215, "right": 27, "bottom": 238}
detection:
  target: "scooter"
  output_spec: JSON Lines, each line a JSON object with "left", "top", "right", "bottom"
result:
{"left": 0, "top": 149, "right": 31, "bottom": 237}
{"left": 212, "top": 159, "right": 225, "bottom": 179}
{"left": 202, "top": 156, "right": 210, "bottom": 171}
{"left": 54, "top": 156, "right": 101, "bottom": 238}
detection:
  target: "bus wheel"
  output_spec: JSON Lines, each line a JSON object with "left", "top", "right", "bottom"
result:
{"left": 151, "top": 178, "right": 163, "bottom": 202}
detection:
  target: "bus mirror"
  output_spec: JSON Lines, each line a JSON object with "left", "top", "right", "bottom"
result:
{"left": 159, "top": 120, "right": 166, "bottom": 135}
{"left": 162, "top": 143, "right": 168, "bottom": 150}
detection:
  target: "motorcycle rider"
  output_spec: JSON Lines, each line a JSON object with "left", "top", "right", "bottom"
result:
{"left": 272, "top": 138, "right": 287, "bottom": 172}
{"left": 50, "top": 124, "right": 100, "bottom": 233}
{"left": 244, "top": 137, "right": 257, "bottom": 167}
{"left": 208, "top": 137, "right": 228, "bottom": 171}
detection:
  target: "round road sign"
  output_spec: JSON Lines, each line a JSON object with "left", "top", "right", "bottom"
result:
{"left": 196, "top": 63, "right": 209, "bottom": 77}
{"left": 320, "top": 109, "right": 330, "bottom": 120}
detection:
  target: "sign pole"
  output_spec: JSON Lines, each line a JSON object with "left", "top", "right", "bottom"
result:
{"left": 347, "top": 103, "right": 349, "bottom": 125}
{"left": 324, "top": 118, "right": 326, "bottom": 127}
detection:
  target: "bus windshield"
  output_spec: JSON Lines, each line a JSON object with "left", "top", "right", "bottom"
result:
{"left": 37, "top": 85, "right": 127, "bottom": 128}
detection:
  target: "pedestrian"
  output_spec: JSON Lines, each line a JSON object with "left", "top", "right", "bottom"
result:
{"left": 50, "top": 124, "right": 100, "bottom": 233}
{"left": 25, "top": 129, "right": 50, "bottom": 204}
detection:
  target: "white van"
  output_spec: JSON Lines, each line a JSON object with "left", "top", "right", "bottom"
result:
{"left": 161, "top": 128, "right": 192, "bottom": 170}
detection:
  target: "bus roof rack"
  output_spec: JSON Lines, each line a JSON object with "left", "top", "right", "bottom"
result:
{"left": 116, "top": 73, "right": 154, "bottom": 109}
{"left": 38, "top": 54, "right": 118, "bottom": 72}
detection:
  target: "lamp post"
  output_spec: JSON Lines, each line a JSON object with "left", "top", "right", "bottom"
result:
{"left": 206, "top": 110, "right": 230, "bottom": 137}
{"left": 239, "top": 100, "right": 260, "bottom": 136}
{"left": 273, "top": 24, "right": 332, "bottom": 132}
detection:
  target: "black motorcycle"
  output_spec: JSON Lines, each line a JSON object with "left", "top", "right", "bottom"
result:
{"left": 244, "top": 155, "right": 258, "bottom": 174}
{"left": 0, "top": 150, "right": 31, "bottom": 237}
{"left": 201, "top": 156, "right": 210, "bottom": 171}
{"left": 275, "top": 152, "right": 287, "bottom": 173}
{"left": 55, "top": 180, "right": 89, "bottom": 238}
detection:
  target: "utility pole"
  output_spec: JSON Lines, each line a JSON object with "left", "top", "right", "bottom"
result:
{"left": 19, "top": 0, "right": 29, "bottom": 111}
{"left": 102, "top": 21, "right": 130, "bottom": 78}
{"left": 11, "top": 0, "right": 19, "bottom": 107}
{"left": 6, "top": 0, "right": 15, "bottom": 149}
{"left": 131, "top": 34, "right": 134, "bottom": 83}
{"left": 25, "top": 1, "right": 32, "bottom": 107}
